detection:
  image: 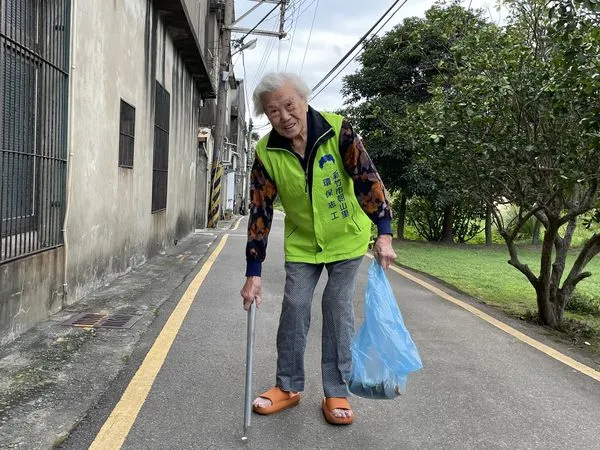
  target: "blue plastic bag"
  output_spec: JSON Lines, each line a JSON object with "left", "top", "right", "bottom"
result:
{"left": 348, "top": 261, "right": 423, "bottom": 399}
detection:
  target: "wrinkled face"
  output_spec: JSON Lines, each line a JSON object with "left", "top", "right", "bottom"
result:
{"left": 262, "top": 82, "right": 309, "bottom": 140}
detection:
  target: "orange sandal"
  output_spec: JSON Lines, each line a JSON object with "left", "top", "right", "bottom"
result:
{"left": 322, "top": 397, "right": 353, "bottom": 425}
{"left": 252, "top": 387, "right": 302, "bottom": 415}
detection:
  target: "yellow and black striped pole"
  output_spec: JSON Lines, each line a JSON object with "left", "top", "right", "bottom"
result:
{"left": 207, "top": 161, "right": 223, "bottom": 228}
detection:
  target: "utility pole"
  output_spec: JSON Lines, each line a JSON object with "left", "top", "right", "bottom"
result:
{"left": 277, "top": 1, "right": 286, "bottom": 70}
{"left": 208, "top": 0, "right": 287, "bottom": 227}
{"left": 229, "top": 1, "right": 288, "bottom": 39}
{"left": 207, "top": 0, "right": 234, "bottom": 228}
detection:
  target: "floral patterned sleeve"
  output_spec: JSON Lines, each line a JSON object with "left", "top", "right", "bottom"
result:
{"left": 245, "top": 154, "right": 278, "bottom": 277}
{"left": 339, "top": 119, "right": 393, "bottom": 235}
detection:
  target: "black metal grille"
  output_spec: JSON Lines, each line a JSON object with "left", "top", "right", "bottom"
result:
{"left": 151, "top": 81, "right": 170, "bottom": 213}
{"left": 118, "top": 99, "right": 135, "bottom": 168}
{"left": 0, "top": 0, "right": 70, "bottom": 263}
{"left": 62, "top": 312, "right": 142, "bottom": 329}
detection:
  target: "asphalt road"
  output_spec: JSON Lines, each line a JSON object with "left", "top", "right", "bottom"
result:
{"left": 62, "top": 212, "right": 600, "bottom": 449}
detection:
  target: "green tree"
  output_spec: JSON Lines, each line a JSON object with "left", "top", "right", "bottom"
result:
{"left": 342, "top": 3, "right": 489, "bottom": 241}
{"left": 413, "top": 0, "right": 600, "bottom": 326}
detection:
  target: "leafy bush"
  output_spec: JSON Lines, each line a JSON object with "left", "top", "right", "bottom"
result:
{"left": 452, "top": 199, "right": 486, "bottom": 243}
{"left": 406, "top": 197, "right": 444, "bottom": 242}
{"left": 566, "top": 290, "right": 600, "bottom": 317}
{"left": 406, "top": 195, "right": 485, "bottom": 243}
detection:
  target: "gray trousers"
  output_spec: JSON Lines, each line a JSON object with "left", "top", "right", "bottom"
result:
{"left": 276, "top": 257, "right": 363, "bottom": 397}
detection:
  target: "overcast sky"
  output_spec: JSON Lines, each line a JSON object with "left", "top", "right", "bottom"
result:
{"left": 232, "top": 0, "right": 506, "bottom": 132}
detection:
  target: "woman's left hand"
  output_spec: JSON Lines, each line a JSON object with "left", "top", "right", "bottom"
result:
{"left": 373, "top": 235, "right": 397, "bottom": 270}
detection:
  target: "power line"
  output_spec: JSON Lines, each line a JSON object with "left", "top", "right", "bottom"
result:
{"left": 284, "top": 2, "right": 301, "bottom": 70}
{"left": 299, "top": 0, "right": 319, "bottom": 76}
{"left": 250, "top": 21, "right": 280, "bottom": 95}
{"left": 296, "top": 0, "right": 317, "bottom": 20}
{"left": 283, "top": 0, "right": 318, "bottom": 71}
{"left": 290, "top": 0, "right": 310, "bottom": 13}
{"left": 236, "top": 1, "right": 282, "bottom": 43}
{"left": 311, "top": 0, "right": 409, "bottom": 101}
{"left": 277, "top": 1, "right": 286, "bottom": 70}
{"left": 311, "top": 0, "right": 408, "bottom": 93}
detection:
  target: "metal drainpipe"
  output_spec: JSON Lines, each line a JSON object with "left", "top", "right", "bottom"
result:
{"left": 62, "top": 0, "right": 77, "bottom": 307}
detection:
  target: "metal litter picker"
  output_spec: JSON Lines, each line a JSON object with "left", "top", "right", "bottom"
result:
{"left": 242, "top": 300, "right": 257, "bottom": 441}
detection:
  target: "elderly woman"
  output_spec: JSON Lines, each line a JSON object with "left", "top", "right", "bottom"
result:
{"left": 240, "top": 72, "right": 396, "bottom": 425}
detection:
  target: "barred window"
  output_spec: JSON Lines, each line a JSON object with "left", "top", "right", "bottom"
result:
{"left": 151, "top": 82, "right": 170, "bottom": 213}
{"left": 1, "top": 0, "right": 70, "bottom": 263}
{"left": 119, "top": 100, "right": 135, "bottom": 168}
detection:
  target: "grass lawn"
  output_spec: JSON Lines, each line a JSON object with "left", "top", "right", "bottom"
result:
{"left": 392, "top": 240, "right": 600, "bottom": 354}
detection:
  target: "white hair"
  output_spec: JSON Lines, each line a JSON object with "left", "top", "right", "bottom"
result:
{"left": 252, "top": 72, "right": 311, "bottom": 116}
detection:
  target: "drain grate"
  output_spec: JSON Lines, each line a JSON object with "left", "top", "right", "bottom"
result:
{"left": 63, "top": 313, "right": 106, "bottom": 328}
{"left": 99, "top": 314, "right": 142, "bottom": 329}
{"left": 63, "top": 312, "right": 142, "bottom": 329}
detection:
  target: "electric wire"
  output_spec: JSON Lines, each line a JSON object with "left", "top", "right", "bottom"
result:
{"left": 311, "top": 0, "right": 408, "bottom": 93}
{"left": 311, "top": 0, "right": 408, "bottom": 100}
{"left": 253, "top": 23, "right": 278, "bottom": 81}
{"left": 283, "top": 0, "right": 319, "bottom": 71}
{"left": 281, "top": 0, "right": 318, "bottom": 73}
{"left": 236, "top": 1, "right": 283, "bottom": 43}
{"left": 299, "top": 0, "right": 319, "bottom": 75}
{"left": 255, "top": 23, "right": 278, "bottom": 80}
{"left": 297, "top": 0, "right": 317, "bottom": 18}
{"left": 311, "top": 2, "right": 406, "bottom": 100}
{"left": 284, "top": 1, "right": 302, "bottom": 70}
{"left": 250, "top": 21, "right": 279, "bottom": 95}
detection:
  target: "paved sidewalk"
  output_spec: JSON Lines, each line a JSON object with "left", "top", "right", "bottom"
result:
{"left": 0, "top": 218, "right": 239, "bottom": 449}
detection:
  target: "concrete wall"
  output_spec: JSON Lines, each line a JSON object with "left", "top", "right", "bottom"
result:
{"left": 0, "top": 0, "right": 211, "bottom": 344}
{"left": 183, "top": 0, "right": 208, "bottom": 52}
{"left": 0, "top": 249, "right": 65, "bottom": 345}
{"left": 65, "top": 0, "right": 202, "bottom": 302}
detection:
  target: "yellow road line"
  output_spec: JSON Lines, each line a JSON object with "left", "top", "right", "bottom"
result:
{"left": 232, "top": 216, "right": 243, "bottom": 231}
{"left": 369, "top": 255, "right": 600, "bottom": 383}
{"left": 90, "top": 235, "right": 229, "bottom": 449}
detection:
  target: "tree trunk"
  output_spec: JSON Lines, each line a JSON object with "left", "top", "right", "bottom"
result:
{"left": 536, "top": 284, "right": 563, "bottom": 327}
{"left": 485, "top": 205, "right": 492, "bottom": 246}
{"left": 396, "top": 193, "right": 407, "bottom": 240}
{"left": 531, "top": 219, "right": 541, "bottom": 245}
{"left": 441, "top": 204, "right": 454, "bottom": 243}
{"left": 536, "top": 219, "right": 563, "bottom": 327}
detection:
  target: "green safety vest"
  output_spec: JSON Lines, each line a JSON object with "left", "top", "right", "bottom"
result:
{"left": 255, "top": 111, "right": 371, "bottom": 264}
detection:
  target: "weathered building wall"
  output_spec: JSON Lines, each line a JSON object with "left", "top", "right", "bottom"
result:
{"left": 0, "top": 249, "right": 65, "bottom": 345}
{"left": 66, "top": 0, "right": 202, "bottom": 301}
{"left": 0, "top": 0, "right": 214, "bottom": 344}
{"left": 0, "top": 0, "right": 72, "bottom": 345}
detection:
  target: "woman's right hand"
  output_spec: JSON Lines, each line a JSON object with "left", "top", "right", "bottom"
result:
{"left": 240, "top": 276, "right": 262, "bottom": 311}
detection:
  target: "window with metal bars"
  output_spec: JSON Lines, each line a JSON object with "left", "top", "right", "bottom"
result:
{"left": 0, "top": 0, "right": 70, "bottom": 263}
{"left": 151, "top": 82, "right": 170, "bottom": 213}
{"left": 118, "top": 100, "right": 135, "bottom": 168}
